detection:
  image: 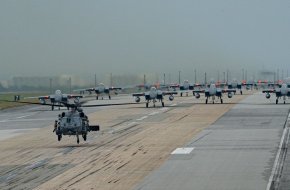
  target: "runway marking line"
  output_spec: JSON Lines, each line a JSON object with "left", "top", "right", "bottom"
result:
{"left": 16, "top": 113, "right": 37, "bottom": 119}
{"left": 266, "top": 112, "right": 290, "bottom": 190}
{"left": 136, "top": 116, "right": 148, "bottom": 121}
{"left": 148, "top": 111, "right": 159, "bottom": 116}
{"left": 171, "top": 147, "right": 195, "bottom": 155}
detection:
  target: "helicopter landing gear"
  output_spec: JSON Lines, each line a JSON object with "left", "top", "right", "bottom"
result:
{"left": 82, "top": 134, "right": 87, "bottom": 141}
{"left": 76, "top": 134, "right": 80, "bottom": 144}
{"left": 58, "top": 134, "right": 62, "bottom": 141}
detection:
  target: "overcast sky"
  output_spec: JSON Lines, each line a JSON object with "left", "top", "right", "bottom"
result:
{"left": 0, "top": 0, "right": 290, "bottom": 82}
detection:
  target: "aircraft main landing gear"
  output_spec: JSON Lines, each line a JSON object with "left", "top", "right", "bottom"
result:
{"left": 76, "top": 134, "right": 80, "bottom": 144}
{"left": 82, "top": 134, "right": 87, "bottom": 141}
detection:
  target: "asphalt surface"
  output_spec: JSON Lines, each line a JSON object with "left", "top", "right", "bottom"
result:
{"left": 2, "top": 92, "right": 289, "bottom": 189}
{"left": 134, "top": 93, "right": 290, "bottom": 190}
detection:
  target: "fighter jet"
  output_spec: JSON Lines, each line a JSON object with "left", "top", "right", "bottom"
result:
{"left": 193, "top": 83, "right": 236, "bottom": 104}
{"left": 170, "top": 80, "right": 202, "bottom": 96}
{"left": 227, "top": 79, "right": 243, "bottom": 95}
{"left": 25, "top": 90, "right": 83, "bottom": 110}
{"left": 133, "top": 87, "right": 177, "bottom": 107}
{"left": 262, "top": 83, "right": 290, "bottom": 104}
{"left": 75, "top": 83, "right": 122, "bottom": 100}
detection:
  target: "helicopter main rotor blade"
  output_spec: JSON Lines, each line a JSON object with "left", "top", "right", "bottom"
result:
{"left": 0, "top": 99, "right": 55, "bottom": 106}
{"left": 0, "top": 99, "right": 142, "bottom": 108}
{"left": 81, "top": 102, "right": 142, "bottom": 107}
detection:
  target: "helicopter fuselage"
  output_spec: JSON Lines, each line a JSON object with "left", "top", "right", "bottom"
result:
{"left": 54, "top": 109, "right": 99, "bottom": 143}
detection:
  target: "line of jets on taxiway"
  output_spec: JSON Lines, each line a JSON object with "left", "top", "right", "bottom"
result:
{"left": 13, "top": 78, "right": 290, "bottom": 110}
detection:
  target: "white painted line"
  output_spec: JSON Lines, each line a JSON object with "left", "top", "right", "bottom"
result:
{"left": 136, "top": 116, "right": 148, "bottom": 121}
{"left": 148, "top": 111, "right": 159, "bottom": 116}
{"left": 16, "top": 113, "right": 36, "bottom": 119}
{"left": 266, "top": 113, "right": 290, "bottom": 190}
{"left": 171, "top": 147, "right": 195, "bottom": 155}
{"left": 159, "top": 107, "right": 169, "bottom": 112}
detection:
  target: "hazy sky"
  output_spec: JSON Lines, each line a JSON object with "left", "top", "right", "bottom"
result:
{"left": 1, "top": 0, "right": 290, "bottom": 82}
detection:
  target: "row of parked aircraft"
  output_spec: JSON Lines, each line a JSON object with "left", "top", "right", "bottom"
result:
{"left": 16, "top": 78, "right": 290, "bottom": 109}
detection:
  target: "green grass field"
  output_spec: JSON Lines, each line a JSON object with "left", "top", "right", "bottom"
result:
{"left": 0, "top": 93, "right": 44, "bottom": 110}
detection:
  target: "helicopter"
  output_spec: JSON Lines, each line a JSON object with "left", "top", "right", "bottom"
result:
{"left": 0, "top": 99, "right": 140, "bottom": 144}
{"left": 53, "top": 100, "right": 99, "bottom": 144}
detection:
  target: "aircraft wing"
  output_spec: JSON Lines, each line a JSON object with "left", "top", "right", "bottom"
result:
{"left": 262, "top": 89, "right": 275, "bottom": 93}
{"left": 169, "top": 84, "right": 179, "bottom": 88}
{"left": 74, "top": 88, "right": 95, "bottom": 93}
{"left": 109, "top": 87, "right": 122, "bottom": 90}
{"left": 67, "top": 94, "right": 84, "bottom": 99}
{"left": 193, "top": 89, "right": 205, "bottom": 93}
{"left": 222, "top": 89, "right": 236, "bottom": 93}
{"left": 193, "top": 83, "right": 204, "bottom": 88}
{"left": 174, "top": 90, "right": 191, "bottom": 94}
{"left": 162, "top": 91, "right": 178, "bottom": 95}
{"left": 132, "top": 93, "right": 145, "bottom": 97}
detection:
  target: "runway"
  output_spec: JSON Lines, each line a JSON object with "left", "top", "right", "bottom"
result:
{"left": 134, "top": 93, "right": 290, "bottom": 190}
{"left": 0, "top": 92, "right": 289, "bottom": 189}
